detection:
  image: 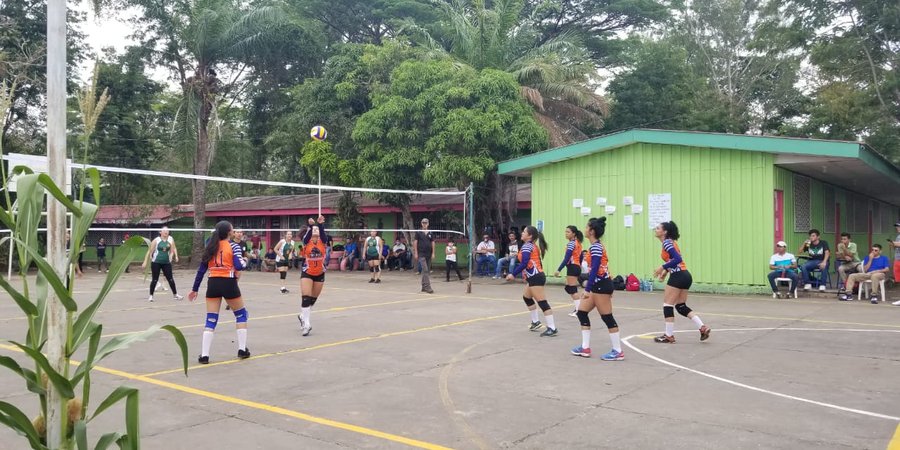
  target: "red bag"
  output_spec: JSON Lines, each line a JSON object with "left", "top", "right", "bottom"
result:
{"left": 625, "top": 273, "right": 640, "bottom": 291}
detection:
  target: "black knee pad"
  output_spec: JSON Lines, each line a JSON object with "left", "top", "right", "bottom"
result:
{"left": 600, "top": 314, "right": 618, "bottom": 329}
{"left": 309, "top": 297, "right": 318, "bottom": 306}
{"left": 523, "top": 296, "right": 535, "bottom": 307}
{"left": 663, "top": 305, "right": 675, "bottom": 318}
{"left": 280, "top": 272, "right": 286, "bottom": 280}
{"left": 537, "top": 300, "right": 551, "bottom": 312}
{"left": 564, "top": 285, "right": 578, "bottom": 295}
{"left": 370, "top": 266, "right": 375, "bottom": 273}
{"left": 375, "top": 265, "right": 381, "bottom": 273}
{"left": 301, "top": 296, "right": 313, "bottom": 308}
{"left": 675, "top": 303, "right": 692, "bottom": 317}
{"left": 576, "top": 310, "right": 590, "bottom": 327}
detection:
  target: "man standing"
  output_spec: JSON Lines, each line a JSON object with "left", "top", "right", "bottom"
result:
{"left": 250, "top": 232, "right": 262, "bottom": 252}
{"left": 414, "top": 218, "right": 435, "bottom": 294}
{"left": 835, "top": 232, "right": 860, "bottom": 289}
{"left": 767, "top": 241, "right": 798, "bottom": 298}
{"left": 842, "top": 244, "right": 890, "bottom": 303}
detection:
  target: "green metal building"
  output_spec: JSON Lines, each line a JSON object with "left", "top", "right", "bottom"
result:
{"left": 498, "top": 129, "right": 900, "bottom": 293}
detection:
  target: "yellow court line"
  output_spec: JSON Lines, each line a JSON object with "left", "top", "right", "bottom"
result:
{"left": 0, "top": 302, "right": 188, "bottom": 323}
{"left": 0, "top": 344, "right": 452, "bottom": 450}
{"left": 100, "top": 296, "right": 440, "bottom": 338}
{"left": 140, "top": 305, "right": 547, "bottom": 378}
{"left": 888, "top": 423, "right": 900, "bottom": 450}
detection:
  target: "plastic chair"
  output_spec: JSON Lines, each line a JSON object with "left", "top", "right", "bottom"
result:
{"left": 809, "top": 262, "right": 831, "bottom": 289}
{"left": 858, "top": 279, "right": 886, "bottom": 302}
{"left": 775, "top": 278, "right": 797, "bottom": 298}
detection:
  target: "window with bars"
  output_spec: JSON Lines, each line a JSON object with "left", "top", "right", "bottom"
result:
{"left": 793, "top": 175, "right": 811, "bottom": 232}
{"left": 823, "top": 186, "right": 835, "bottom": 233}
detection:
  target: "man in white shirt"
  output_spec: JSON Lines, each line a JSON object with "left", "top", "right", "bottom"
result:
{"left": 493, "top": 232, "right": 519, "bottom": 279}
{"left": 475, "top": 234, "right": 496, "bottom": 277}
{"left": 387, "top": 238, "right": 409, "bottom": 271}
{"left": 767, "top": 241, "right": 798, "bottom": 298}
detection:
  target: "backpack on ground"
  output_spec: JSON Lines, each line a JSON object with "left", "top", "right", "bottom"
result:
{"left": 612, "top": 275, "right": 626, "bottom": 291}
{"left": 625, "top": 273, "right": 641, "bottom": 291}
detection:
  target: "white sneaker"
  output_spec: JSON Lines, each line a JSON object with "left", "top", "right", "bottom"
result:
{"left": 892, "top": 300, "right": 900, "bottom": 306}
{"left": 148, "top": 295, "right": 154, "bottom": 302}
{"left": 568, "top": 310, "right": 577, "bottom": 317}
{"left": 819, "top": 285, "right": 826, "bottom": 292}
{"left": 173, "top": 294, "right": 184, "bottom": 301}
{"left": 803, "top": 284, "right": 812, "bottom": 290}
{"left": 772, "top": 292, "right": 778, "bottom": 298}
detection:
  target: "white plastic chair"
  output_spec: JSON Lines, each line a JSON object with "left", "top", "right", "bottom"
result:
{"left": 775, "top": 278, "right": 797, "bottom": 298}
{"left": 857, "top": 279, "right": 886, "bottom": 302}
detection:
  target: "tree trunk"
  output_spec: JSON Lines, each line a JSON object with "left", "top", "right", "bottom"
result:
{"left": 191, "top": 81, "right": 213, "bottom": 266}
{"left": 400, "top": 202, "right": 414, "bottom": 245}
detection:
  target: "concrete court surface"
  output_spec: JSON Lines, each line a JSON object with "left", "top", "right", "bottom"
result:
{"left": 1, "top": 268, "right": 899, "bottom": 450}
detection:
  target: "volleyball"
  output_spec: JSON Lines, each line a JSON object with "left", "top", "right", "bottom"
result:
{"left": 310, "top": 125, "right": 327, "bottom": 141}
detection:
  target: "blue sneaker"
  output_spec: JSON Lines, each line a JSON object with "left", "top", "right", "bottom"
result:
{"left": 571, "top": 346, "right": 591, "bottom": 357}
{"left": 600, "top": 349, "right": 624, "bottom": 361}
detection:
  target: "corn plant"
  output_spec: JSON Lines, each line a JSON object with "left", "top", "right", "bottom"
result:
{"left": 0, "top": 70, "right": 189, "bottom": 450}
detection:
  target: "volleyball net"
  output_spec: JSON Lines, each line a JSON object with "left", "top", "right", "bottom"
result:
{"left": 1, "top": 153, "right": 478, "bottom": 292}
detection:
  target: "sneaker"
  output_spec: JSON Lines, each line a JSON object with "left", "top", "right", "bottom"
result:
{"left": 375, "top": 279, "right": 381, "bottom": 284}
{"left": 699, "top": 325, "right": 711, "bottom": 341}
{"left": 368, "top": 278, "right": 375, "bottom": 283}
{"left": 654, "top": 334, "right": 676, "bottom": 344}
{"left": 198, "top": 355, "right": 209, "bottom": 364}
{"left": 280, "top": 287, "right": 289, "bottom": 294}
{"left": 302, "top": 326, "right": 312, "bottom": 336}
{"left": 803, "top": 284, "right": 812, "bottom": 291}
{"left": 529, "top": 321, "right": 543, "bottom": 332}
{"left": 422, "top": 288, "right": 434, "bottom": 294}
{"left": 819, "top": 285, "right": 826, "bottom": 292}
{"left": 491, "top": 276, "right": 498, "bottom": 280}
{"left": 892, "top": 300, "right": 900, "bottom": 306}
{"left": 772, "top": 292, "right": 778, "bottom": 298}
{"left": 98, "top": 270, "right": 102, "bottom": 273}
{"left": 297, "top": 314, "right": 305, "bottom": 329}
{"left": 838, "top": 294, "right": 852, "bottom": 301}
{"left": 147, "top": 295, "right": 154, "bottom": 303}
{"left": 568, "top": 309, "right": 577, "bottom": 317}
{"left": 540, "top": 328, "right": 558, "bottom": 337}
{"left": 870, "top": 297, "right": 878, "bottom": 304}
{"left": 237, "top": 348, "right": 251, "bottom": 359}
{"left": 601, "top": 349, "right": 625, "bottom": 361}
{"left": 571, "top": 346, "right": 591, "bottom": 357}
{"left": 173, "top": 294, "right": 184, "bottom": 301}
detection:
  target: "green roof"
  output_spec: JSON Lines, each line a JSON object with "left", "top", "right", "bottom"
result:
{"left": 497, "top": 129, "right": 899, "bottom": 179}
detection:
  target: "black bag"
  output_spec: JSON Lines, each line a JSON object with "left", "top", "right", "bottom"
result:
{"left": 612, "top": 275, "right": 626, "bottom": 291}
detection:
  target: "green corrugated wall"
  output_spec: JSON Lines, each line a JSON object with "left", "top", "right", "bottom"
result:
{"left": 530, "top": 143, "right": 775, "bottom": 289}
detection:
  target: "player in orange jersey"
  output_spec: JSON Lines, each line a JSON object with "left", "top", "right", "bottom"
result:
{"left": 652, "top": 221, "right": 710, "bottom": 344}
{"left": 571, "top": 217, "right": 623, "bottom": 360}
{"left": 189, "top": 221, "right": 250, "bottom": 364}
{"left": 298, "top": 215, "right": 328, "bottom": 336}
{"left": 554, "top": 225, "right": 584, "bottom": 317}
{"left": 506, "top": 225, "right": 557, "bottom": 337}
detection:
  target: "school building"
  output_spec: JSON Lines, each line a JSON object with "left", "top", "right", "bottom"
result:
{"left": 498, "top": 129, "right": 900, "bottom": 293}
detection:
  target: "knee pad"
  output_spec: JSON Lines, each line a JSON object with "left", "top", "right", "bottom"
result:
{"left": 370, "top": 266, "right": 375, "bottom": 273}
{"left": 301, "top": 296, "right": 313, "bottom": 308}
{"left": 675, "top": 303, "right": 692, "bottom": 317}
{"left": 523, "top": 296, "right": 535, "bottom": 307}
{"left": 375, "top": 265, "right": 381, "bottom": 273}
{"left": 233, "top": 308, "right": 248, "bottom": 323}
{"left": 600, "top": 314, "right": 618, "bottom": 329}
{"left": 564, "top": 285, "right": 578, "bottom": 295}
{"left": 576, "top": 310, "right": 590, "bottom": 327}
{"left": 663, "top": 305, "right": 675, "bottom": 318}
{"left": 205, "top": 313, "right": 219, "bottom": 330}
{"left": 537, "top": 300, "right": 551, "bottom": 312}
{"left": 280, "top": 272, "right": 287, "bottom": 280}
{"left": 309, "top": 297, "right": 318, "bottom": 307}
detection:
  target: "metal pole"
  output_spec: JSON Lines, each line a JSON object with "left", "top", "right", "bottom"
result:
{"left": 45, "top": 0, "right": 69, "bottom": 446}
{"left": 466, "top": 183, "right": 474, "bottom": 294}
{"left": 318, "top": 167, "right": 322, "bottom": 216}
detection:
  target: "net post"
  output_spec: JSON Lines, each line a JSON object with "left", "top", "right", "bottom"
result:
{"left": 466, "top": 182, "right": 474, "bottom": 294}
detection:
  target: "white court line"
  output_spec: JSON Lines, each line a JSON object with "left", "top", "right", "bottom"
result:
{"left": 622, "top": 327, "right": 900, "bottom": 421}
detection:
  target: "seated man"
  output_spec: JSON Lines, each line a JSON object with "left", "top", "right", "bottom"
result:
{"left": 493, "top": 232, "right": 519, "bottom": 279}
{"left": 842, "top": 244, "right": 890, "bottom": 303}
{"left": 835, "top": 232, "right": 861, "bottom": 289}
{"left": 247, "top": 248, "right": 261, "bottom": 271}
{"left": 388, "top": 238, "right": 408, "bottom": 270}
{"left": 798, "top": 229, "right": 831, "bottom": 291}
{"left": 767, "top": 241, "right": 798, "bottom": 298}
{"left": 343, "top": 239, "right": 359, "bottom": 271}
{"left": 475, "top": 234, "right": 496, "bottom": 277}
{"left": 264, "top": 247, "right": 277, "bottom": 272}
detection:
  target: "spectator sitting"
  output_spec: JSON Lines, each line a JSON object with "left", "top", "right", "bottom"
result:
{"left": 798, "top": 229, "right": 830, "bottom": 291}
{"left": 493, "top": 232, "right": 519, "bottom": 279}
{"left": 767, "top": 241, "right": 798, "bottom": 298}
{"left": 578, "top": 250, "right": 590, "bottom": 287}
{"left": 475, "top": 234, "right": 497, "bottom": 277}
{"left": 841, "top": 244, "right": 890, "bottom": 303}
{"left": 248, "top": 248, "right": 261, "bottom": 271}
{"left": 835, "top": 232, "right": 861, "bottom": 289}
{"left": 388, "top": 238, "right": 408, "bottom": 270}
{"left": 343, "top": 238, "right": 359, "bottom": 271}
{"left": 264, "top": 247, "right": 277, "bottom": 272}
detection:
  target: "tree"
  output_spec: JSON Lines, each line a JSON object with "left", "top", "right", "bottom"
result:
{"left": 352, "top": 58, "right": 547, "bottom": 233}
{"left": 300, "top": 0, "right": 436, "bottom": 44}
{"left": 119, "top": 0, "right": 281, "bottom": 264}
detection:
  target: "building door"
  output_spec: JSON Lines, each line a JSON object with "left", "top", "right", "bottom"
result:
{"left": 774, "top": 190, "right": 784, "bottom": 243}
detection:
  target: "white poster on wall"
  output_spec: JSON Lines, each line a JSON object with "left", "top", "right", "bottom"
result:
{"left": 631, "top": 204, "right": 643, "bottom": 214}
{"left": 623, "top": 196, "right": 634, "bottom": 205}
{"left": 604, "top": 205, "right": 616, "bottom": 214}
{"left": 580, "top": 207, "right": 591, "bottom": 216}
{"left": 624, "top": 215, "right": 634, "bottom": 228}
{"left": 648, "top": 193, "right": 672, "bottom": 228}
{"left": 572, "top": 198, "right": 584, "bottom": 208}
{"left": 596, "top": 197, "right": 607, "bottom": 206}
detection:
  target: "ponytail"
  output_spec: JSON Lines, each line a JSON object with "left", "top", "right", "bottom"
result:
{"left": 566, "top": 225, "right": 584, "bottom": 244}
{"left": 662, "top": 221, "right": 680, "bottom": 240}
{"left": 587, "top": 217, "right": 607, "bottom": 240}
{"left": 202, "top": 221, "right": 233, "bottom": 263}
{"left": 525, "top": 225, "right": 548, "bottom": 256}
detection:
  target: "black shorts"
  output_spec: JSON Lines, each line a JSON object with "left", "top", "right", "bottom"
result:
{"left": 566, "top": 264, "right": 582, "bottom": 278}
{"left": 526, "top": 272, "right": 547, "bottom": 287}
{"left": 301, "top": 272, "right": 325, "bottom": 282}
{"left": 206, "top": 277, "right": 241, "bottom": 300}
{"left": 276, "top": 261, "right": 289, "bottom": 268}
{"left": 589, "top": 277, "right": 615, "bottom": 294}
{"left": 667, "top": 270, "right": 693, "bottom": 290}
{"left": 365, "top": 254, "right": 380, "bottom": 262}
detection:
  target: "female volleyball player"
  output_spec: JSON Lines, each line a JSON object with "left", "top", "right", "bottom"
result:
{"left": 275, "top": 231, "right": 294, "bottom": 294}
{"left": 364, "top": 229, "right": 383, "bottom": 283}
{"left": 570, "top": 217, "right": 623, "bottom": 360}
{"left": 141, "top": 227, "right": 183, "bottom": 302}
{"left": 506, "top": 226, "right": 557, "bottom": 337}
{"left": 188, "top": 221, "right": 249, "bottom": 364}
{"left": 652, "top": 221, "right": 710, "bottom": 343}
{"left": 298, "top": 215, "right": 328, "bottom": 336}
{"left": 553, "top": 225, "right": 584, "bottom": 317}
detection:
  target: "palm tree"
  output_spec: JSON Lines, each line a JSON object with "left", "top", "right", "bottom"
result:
{"left": 127, "top": 0, "right": 280, "bottom": 263}
{"left": 415, "top": 0, "right": 607, "bottom": 146}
